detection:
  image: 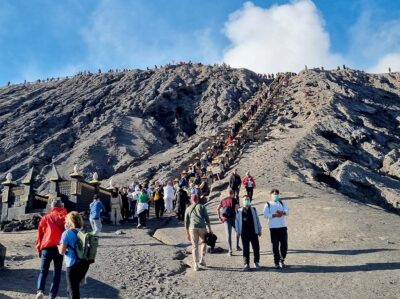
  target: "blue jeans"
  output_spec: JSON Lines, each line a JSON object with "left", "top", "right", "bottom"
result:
{"left": 37, "top": 246, "right": 64, "bottom": 297}
{"left": 224, "top": 221, "right": 240, "bottom": 251}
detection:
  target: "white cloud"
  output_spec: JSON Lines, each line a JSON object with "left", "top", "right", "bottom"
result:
{"left": 222, "top": 0, "right": 344, "bottom": 73}
{"left": 349, "top": 9, "right": 400, "bottom": 73}
{"left": 369, "top": 53, "right": 400, "bottom": 73}
{"left": 78, "top": 0, "right": 221, "bottom": 71}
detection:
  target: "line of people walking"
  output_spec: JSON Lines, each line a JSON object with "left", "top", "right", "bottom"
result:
{"left": 185, "top": 177, "right": 289, "bottom": 272}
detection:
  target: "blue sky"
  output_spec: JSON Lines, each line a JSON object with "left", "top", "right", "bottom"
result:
{"left": 0, "top": 0, "right": 399, "bottom": 85}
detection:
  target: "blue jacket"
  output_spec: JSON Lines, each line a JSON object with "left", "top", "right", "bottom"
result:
{"left": 90, "top": 200, "right": 105, "bottom": 220}
{"left": 235, "top": 206, "right": 262, "bottom": 235}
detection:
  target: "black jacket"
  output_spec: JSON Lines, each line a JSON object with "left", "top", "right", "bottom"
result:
{"left": 229, "top": 174, "right": 242, "bottom": 189}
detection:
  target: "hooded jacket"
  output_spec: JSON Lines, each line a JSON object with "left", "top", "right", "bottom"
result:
{"left": 35, "top": 207, "right": 67, "bottom": 253}
{"left": 242, "top": 176, "right": 256, "bottom": 189}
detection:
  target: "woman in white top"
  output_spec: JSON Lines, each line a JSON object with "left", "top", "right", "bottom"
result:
{"left": 163, "top": 181, "right": 175, "bottom": 213}
{"left": 110, "top": 187, "right": 123, "bottom": 225}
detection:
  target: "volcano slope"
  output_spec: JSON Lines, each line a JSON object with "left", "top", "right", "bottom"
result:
{"left": 279, "top": 69, "right": 400, "bottom": 211}
{"left": 0, "top": 64, "right": 264, "bottom": 189}
{"left": 153, "top": 69, "right": 400, "bottom": 298}
{"left": 1, "top": 68, "right": 400, "bottom": 299}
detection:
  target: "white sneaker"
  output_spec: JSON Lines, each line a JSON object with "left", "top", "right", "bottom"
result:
{"left": 194, "top": 263, "right": 200, "bottom": 271}
{"left": 243, "top": 264, "right": 250, "bottom": 271}
{"left": 227, "top": 250, "right": 233, "bottom": 256}
{"left": 137, "top": 224, "right": 142, "bottom": 228}
{"left": 199, "top": 257, "right": 206, "bottom": 267}
{"left": 36, "top": 291, "right": 44, "bottom": 299}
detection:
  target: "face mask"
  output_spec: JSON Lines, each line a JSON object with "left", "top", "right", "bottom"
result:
{"left": 273, "top": 194, "right": 280, "bottom": 201}
{"left": 243, "top": 199, "right": 251, "bottom": 207}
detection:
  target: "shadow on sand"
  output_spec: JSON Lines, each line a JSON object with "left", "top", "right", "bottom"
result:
{"left": 278, "top": 262, "right": 400, "bottom": 273}
{"left": 205, "top": 262, "right": 400, "bottom": 274}
{"left": 0, "top": 268, "right": 119, "bottom": 298}
{"left": 287, "top": 248, "right": 398, "bottom": 255}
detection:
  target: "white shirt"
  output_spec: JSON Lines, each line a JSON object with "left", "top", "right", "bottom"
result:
{"left": 263, "top": 200, "right": 289, "bottom": 229}
{"left": 163, "top": 186, "right": 175, "bottom": 199}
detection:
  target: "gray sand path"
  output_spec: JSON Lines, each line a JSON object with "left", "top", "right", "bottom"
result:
{"left": 154, "top": 126, "right": 400, "bottom": 299}
{"left": 1, "top": 126, "right": 400, "bottom": 299}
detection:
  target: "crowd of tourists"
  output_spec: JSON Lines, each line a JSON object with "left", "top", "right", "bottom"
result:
{"left": 186, "top": 168, "right": 288, "bottom": 272}
{"left": 33, "top": 76, "right": 287, "bottom": 298}
{"left": 34, "top": 166, "right": 289, "bottom": 298}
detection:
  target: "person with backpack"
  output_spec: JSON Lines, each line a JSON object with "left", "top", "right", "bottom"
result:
{"left": 175, "top": 184, "right": 190, "bottom": 221}
{"left": 110, "top": 187, "right": 122, "bottom": 225}
{"left": 185, "top": 194, "right": 212, "bottom": 271}
{"left": 137, "top": 186, "right": 149, "bottom": 228}
{"left": 89, "top": 194, "right": 105, "bottom": 235}
{"left": 263, "top": 189, "right": 289, "bottom": 269}
{"left": 58, "top": 211, "right": 90, "bottom": 299}
{"left": 235, "top": 195, "right": 262, "bottom": 271}
{"left": 216, "top": 189, "right": 241, "bottom": 256}
{"left": 35, "top": 198, "right": 67, "bottom": 299}
{"left": 153, "top": 181, "right": 165, "bottom": 219}
{"left": 242, "top": 171, "right": 256, "bottom": 201}
{"left": 229, "top": 168, "right": 242, "bottom": 200}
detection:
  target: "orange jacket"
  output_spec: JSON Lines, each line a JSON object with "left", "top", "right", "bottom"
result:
{"left": 35, "top": 207, "right": 67, "bottom": 253}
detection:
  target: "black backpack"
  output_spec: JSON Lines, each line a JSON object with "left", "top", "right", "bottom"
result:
{"left": 205, "top": 232, "right": 217, "bottom": 248}
{"left": 222, "top": 206, "right": 236, "bottom": 219}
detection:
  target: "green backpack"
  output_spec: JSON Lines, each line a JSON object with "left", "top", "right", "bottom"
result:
{"left": 74, "top": 230, "right": 99, "bottom": 264}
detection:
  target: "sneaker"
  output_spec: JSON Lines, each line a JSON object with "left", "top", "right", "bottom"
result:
{"left": 194, "top": 263, "right": 200, "bottom": 271}
{"left": 36, "top": 291, "right": 44, "bottom": 299}
{"left": 243, "top": 264, "right": 250, "bottom": 271}
{"left": 275, "top": 263, "right": 282, "bottom": 269}
{"left": 227, "top": 250, "right": 233, "bottom": 256}
{"left": 236, "top": 246, "right": 242, "bottom": 252}
{"left": 280, "top": 260, "right": 286, "bottom": 269}
{"left": 137, "top": 224, "right": 142, "bottom": 228}
{"left": 254, "top": 263, "right": 261, "bottom": 270}
{"left": 199, "top": 257, "right": 206, "bottom": 267}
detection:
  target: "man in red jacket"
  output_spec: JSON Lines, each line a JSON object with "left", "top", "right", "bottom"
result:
{"left": 35, "top": 198, "right": 67, "bottom": 299}
{"left": 242, "top": 172, "right": 256, "bottom": 202}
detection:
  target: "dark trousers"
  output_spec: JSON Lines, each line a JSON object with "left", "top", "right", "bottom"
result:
{"left": 177, "top": 205, "right": 186, "bottom": 221}
{"left": 246, "top": 187, "right": 254, "bottom": 201}
{"left": 139, "top": 210, "right": 147, "bottom": 226}
{"left": 37, "top": 246, "right": 63, "bottom": 297}
{"left": 232, "top": 188, "right": 240, "bottom": 201}
{"left": 130, "top": 200, "right": 137, "bottom": 220}
{"left": 66, "top": 261, "right": 90, "bottom": 299}
{"left": 242, "top": 233, "right": 260, "bottom": 265}
{"left": 147, "top": 201, "right": 151, "bottom": 217}
{"left": 270, "top": 227, "right": 288, "bottom": 264}
{"left": 121, "top": 203, "right": 129, "bottom": 220}
{"left": 154, "top": 200, "right": 165, "bottom": 219}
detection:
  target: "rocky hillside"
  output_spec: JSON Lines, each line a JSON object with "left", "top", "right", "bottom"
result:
{"left": 0, "top": 64, "right": 264, "bottom": 189}
{"left": 1, "top": 64, "right": 399, "bottom": 212}
{"left": 271, "top": 69, "right": 400, "bottom": 211}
